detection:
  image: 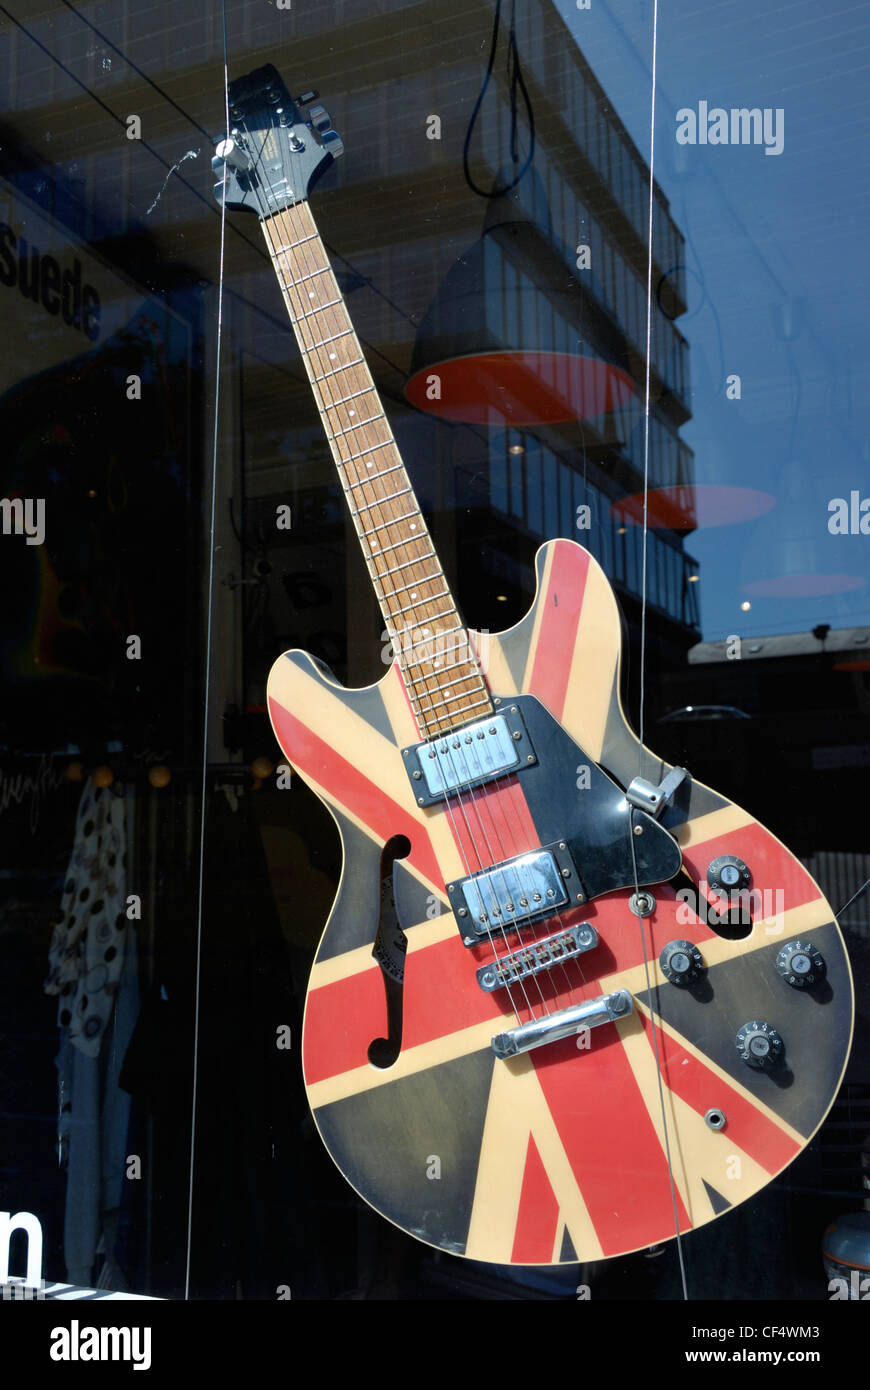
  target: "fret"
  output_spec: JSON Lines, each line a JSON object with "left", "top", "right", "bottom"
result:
{"left": 345, "top": 461, "right": 404, "bottom": 484}
{"left": 271, "top": 233, "right": 319, "bottom": 252}
{"left": 307, "top": 327, "right": 355, "bottom": 349}
{"left": 391, "top": 590, "right": 452, "bottom": 617}
{"left": 364, "top": 534, "right": 430, "bottom": 558}
{"left": 328, "top": 415, "right": 388, "bottom": 441}
{"left": 372, "top": 574, "right": 427, "bottom": 604}
{"left": 375, "top": 550, "right": 439, "bottom": 578}
{"left": 410, "top": 683, "right": 488, "bottom": 715}
{"left": 350, "top": 486, "right": 413, "bottom": 516}
{"left": 332, "top": 439, "right": 389, "bottom": 467}
{"left": 416, "top": 692, "right": 491, "bottom": 717}
{"left": 293, "top": 296, "right": 345, "bottom": 320}
{"left": 424, "top": 670, "right": 482, "bottom": 695}
{"left": 385, "top": 573, "right": 442, "bottom": 597}
{"left": 401, "top": 627, "right": 465, "bottom": 668}
{"left": 312, "top": 357, "right": 365, "bottom": 382}
{"left": 294, "top": 265, "right": 333, "bottom": 283}
{"left": 359, "top": 508, "right": 420, "bottom": 538}
{"left": 322, "top": 384, "right": 375, "bottom": 409}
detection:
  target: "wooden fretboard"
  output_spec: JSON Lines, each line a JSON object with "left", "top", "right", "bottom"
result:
{"left": 261, "top": 201, "right": 492, "bottom": 741}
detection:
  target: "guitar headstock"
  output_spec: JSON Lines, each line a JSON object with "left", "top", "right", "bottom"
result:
{"left": 212, "top": 64, "right": 343, "bottom": 217}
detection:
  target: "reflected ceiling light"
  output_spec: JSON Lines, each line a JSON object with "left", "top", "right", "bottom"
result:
{"left": 611, "top": 484, "right": 775, "bottom": 531}
{"left": 405, "top": 171, "right": 636, "bottom": 426}
{"left": 740, "top": 601, "right": 751, "bottom": 611}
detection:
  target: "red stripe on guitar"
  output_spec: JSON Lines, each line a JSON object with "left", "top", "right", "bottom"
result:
{"left": 680, "top": 821, "right": 822, "bottom": 919}
{"left": 269, "top": 696, "right": 442, "bottom": 887}
{"left": 637, "top": 1010, "right": 801, "bottom": 1170}
{"left": 511, "top": 1136, "right": 560, "bottom": 1264}
{"left": 527, "top": 540, "right": 590, "bottom": 721}
{"left": 304, "top": 932, "right": 507, "bottom": 1086}
{"left": 532, "top": 1021, "right": 692, "bottom": 1254}
{"left": 451, "top": 776, "right": 540, "bottom": 871}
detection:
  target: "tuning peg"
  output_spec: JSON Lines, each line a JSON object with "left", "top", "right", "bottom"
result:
{"left": 211, "top": 137, "right": 251, "bottom": 174}
{"left": 307, "top": 104, "right": 332, "bottom": 133}
{"left": 307, "top": 105, "right": 344, "bottom": 159}
{"left": 293, "top": 90, "right": 319, "bottom": 106}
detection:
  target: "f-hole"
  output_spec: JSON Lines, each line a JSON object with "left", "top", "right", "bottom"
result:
{"left": 368, "top": 834, "right": 411, "bottom": 1069}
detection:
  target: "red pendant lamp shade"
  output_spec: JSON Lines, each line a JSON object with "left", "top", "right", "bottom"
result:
{"left": 405, "top": 176, "right": 637, "bottom": 427}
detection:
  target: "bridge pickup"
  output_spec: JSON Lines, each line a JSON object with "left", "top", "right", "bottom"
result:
{"left": 491, "top": 990, "right": 634, "bottom": 1059}
{"left": 477, "top": 923, "right": 598, "bottom": 993}
{"left": 449, "top": 842, "right": 580, "bottom": 942}
{"left": 402, "top": 705, "right": 535, "bottom": 805}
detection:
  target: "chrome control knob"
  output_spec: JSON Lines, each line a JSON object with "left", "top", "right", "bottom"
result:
{"left": 776, "top": 939, "right": 825, "bottom": 988}
{"left": 736, "top": 1020, "right": 783, "bottom": 1069}
{"left": 660, "top": 939, "right": 704, "bottom": 986}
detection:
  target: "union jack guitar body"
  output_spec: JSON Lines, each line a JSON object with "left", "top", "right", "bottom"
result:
{"left": 216, "top": 67, "right": 853, "bottom": 1265}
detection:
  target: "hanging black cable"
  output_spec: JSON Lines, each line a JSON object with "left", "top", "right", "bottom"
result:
{"left": 462, "top": 0, "right": 536, "bottom": 198}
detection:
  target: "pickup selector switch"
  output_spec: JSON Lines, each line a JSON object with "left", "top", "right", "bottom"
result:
{"left": 707, "top": 855, "right": 751, "bottom": 893}
{"left": 660, "top": 939, "right": 705, "bottom": 986}
{"left": 776, "top": 939, "right": 826, "bottom": 988}
{"left": 736, "top": 1020, "right": 783, "bottom": 1069}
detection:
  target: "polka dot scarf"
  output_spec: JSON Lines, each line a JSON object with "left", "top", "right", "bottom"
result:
{"left": 44, "top": 779, "right": 128, "bottom": 1057}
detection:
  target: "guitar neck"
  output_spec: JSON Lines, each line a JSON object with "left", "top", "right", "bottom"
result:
{"left": 260, "top": 200, "right": 492, "bottom": 740}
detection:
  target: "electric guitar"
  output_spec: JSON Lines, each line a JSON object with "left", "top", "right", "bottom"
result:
{"left": 214, "top": 67, "right": 853, "bottom": 1265}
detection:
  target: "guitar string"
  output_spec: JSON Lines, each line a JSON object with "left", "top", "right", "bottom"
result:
{"left": 629, "top": 0, "right": 690, "bottom": 1300}
{"left": 259, "top": 194, "right": 547, "bottom": 1022}
{"left": 250, "top": 118, "right": 585, "bottom": 1021}
{"left": 241, "top": 126, "right": 553, "bottom": 1014}
{"left": 275, "top": 172, "right": 589, "bottom": 1015}
{"left": 185, "top": 0, "right": 230, "bottom": 1303}
{"left": 276, "top": 118, "right": 595, "bottom": 1016}
{"left": 264, "top": 208, "right": 583, "bottom": 1023}
{"left": 241, "top": 122, "right": 546, "bottom": 1021}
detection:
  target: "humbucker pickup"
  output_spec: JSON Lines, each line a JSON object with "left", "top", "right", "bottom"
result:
{"left": 402, "top": 704, "right": 535, "bottom": 805}
{"left": 449, "top": 841, "right": 582, "bottom": 943}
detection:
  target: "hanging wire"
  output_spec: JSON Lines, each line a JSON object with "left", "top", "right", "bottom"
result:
{"left": 630, "top": 0, "right": 691, "bottom": 1302}
{"left": 184, "top": 0, "right": 231, "bottom": 1305}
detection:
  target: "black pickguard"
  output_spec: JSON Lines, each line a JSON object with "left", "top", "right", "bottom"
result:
{"left": 468, "top": 694, "right": 682, "bottom": 903}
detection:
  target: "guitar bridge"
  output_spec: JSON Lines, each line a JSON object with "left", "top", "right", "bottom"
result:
{"left": 492, "top": 990, "right": 634, "bottom": 1059}
{"left": 476, "top": 922, "right": 598, "bottom": 992}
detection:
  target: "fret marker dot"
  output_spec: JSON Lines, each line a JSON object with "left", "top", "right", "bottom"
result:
{"left": 410, "top": 522, "right": 417, "bottom": 529}
{"left": 309, "top": 292, "right": 316, "bottom": 299}
{"left": 349, "top": 410, "right": 356, "bottom": 417}
{"left": 366, "top": 461, "right": 373, "bottom": 468}
{"left": 329, "top": 353, "right": 337, "bottom": 360}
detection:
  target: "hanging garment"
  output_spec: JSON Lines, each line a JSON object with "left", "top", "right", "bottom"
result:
{"left": 44, "top": 779, "right": 138, "bottom": 1288}
{"left": 44, "top": 779, "right": 128, "bottom": 1053}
